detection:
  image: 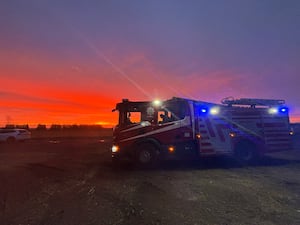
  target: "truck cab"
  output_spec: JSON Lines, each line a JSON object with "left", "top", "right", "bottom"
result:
{"left": 112, "top": 98, "right": 196, "bottom": 166}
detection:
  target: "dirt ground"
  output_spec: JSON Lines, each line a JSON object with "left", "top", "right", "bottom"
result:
{"left": 0, "top": 137, "right": 300, "bottom": 225}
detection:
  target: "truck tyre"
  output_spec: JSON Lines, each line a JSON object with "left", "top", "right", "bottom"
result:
{"left": 234, "top": 140, "right": 257, "bottom": 164}
{"left": 135, "top": 143, "right": 158, "bottom": 168}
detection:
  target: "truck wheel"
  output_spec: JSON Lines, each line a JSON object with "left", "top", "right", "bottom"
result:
{"left": 234, "top": 140, "right": 257, "bottom": 164}
{"left": 7, "top": 136, "right": 16, "bottom": 143}
{"left": 136, "top": 143, "right": 158, "bottom": 168}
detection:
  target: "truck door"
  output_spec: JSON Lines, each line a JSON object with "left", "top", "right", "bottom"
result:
{"left": 195, "top": 104, "right": 233, "bottom": 155}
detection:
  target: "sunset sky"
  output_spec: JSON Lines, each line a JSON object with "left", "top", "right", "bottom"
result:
{"left": 1, "top": 0, "right": 300, "bottom": 127}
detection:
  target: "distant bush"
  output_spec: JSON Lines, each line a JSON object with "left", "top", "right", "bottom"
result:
{"left": 5, "top": 124, "right": 15, "bottom": 129}
{"left": 46, "top": 124, "right": 104, "bottom": 130}
{"left": 16, "top": 124, "right": 29, "bottom": 129}
{"left": 62, "top": 124, "right": 79, "bottom": 129}
{"left": 71, "top": 124, "right": 79, "bottom": 129}
{"left": 50, "top": 124, "right": 62, "bottom": 130}
{"left": 78, "top": 124, "right": 103, "bottom": 129}
{"left": 36, "top": 124, "right": 47, "bottom": 130}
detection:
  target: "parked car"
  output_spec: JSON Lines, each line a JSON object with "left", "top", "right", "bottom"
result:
{"left": 0, "top": 129, "right": 31, "bottom": 143}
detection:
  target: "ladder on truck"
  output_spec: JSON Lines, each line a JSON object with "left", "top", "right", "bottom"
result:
{"left": 221, "top": 97, "right": 285, "bottom": 108}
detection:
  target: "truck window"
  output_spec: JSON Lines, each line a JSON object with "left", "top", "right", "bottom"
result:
{"left": 127, "top": 112, "right": 141, "bottom": 124}
{"left": 163, "top": 101, "right": 188, "bottom": 121}
{"left": 129, "top": 112, "right": 141, "bottom": 123}
{"left": 158, "top": 110, "right": 172, "bottom": 124}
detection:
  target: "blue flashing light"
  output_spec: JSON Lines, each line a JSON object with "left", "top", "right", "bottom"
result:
{"left": 201, "top": 108, "right": 207, "bottom": 113}
{"left": 279, "top": 107, "right": 288, "bottom": 113}
{"left": 199, "top": 106, "right": 208, "bottom": 114}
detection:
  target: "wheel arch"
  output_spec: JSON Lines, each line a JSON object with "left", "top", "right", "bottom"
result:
{"left": 133, "top": 138, "right": 162, "bottom": 152}
{"left": 233, "top": 137, "right": 259, "bottom": 162}
{"left": 133, "top": 138, "right": 162, "bottom": 167}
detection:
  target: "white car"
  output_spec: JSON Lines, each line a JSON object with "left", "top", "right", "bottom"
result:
{"left": 0, "top": 129, "right": 31, "bottom": 143}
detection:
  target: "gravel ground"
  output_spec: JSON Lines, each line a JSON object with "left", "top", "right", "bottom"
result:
{"left": 0, "top": 137, "right": 299, "bottom": 225}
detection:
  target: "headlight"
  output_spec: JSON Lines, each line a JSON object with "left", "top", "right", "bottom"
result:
{"left": 153, "top": 99, "right": 162, "bottom": 106}
{"left": 268, "top": 107, "right": 278, "bottom": 114}
{"left": 210, "top": 106, "right": 220, "bottom": 115}
{"left": 112, "top": 145, "right": 119, "bottom": 153}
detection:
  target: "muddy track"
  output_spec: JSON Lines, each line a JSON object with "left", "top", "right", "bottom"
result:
{"left": 0, "top": 138, "right": 300, "bottom": 225}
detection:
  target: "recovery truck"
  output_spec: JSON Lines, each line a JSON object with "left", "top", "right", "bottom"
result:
{"left": 111, "top": 97, "right": 292, "bottom": 166}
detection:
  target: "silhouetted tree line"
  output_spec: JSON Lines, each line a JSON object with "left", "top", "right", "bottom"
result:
{"left": 3, "top": 124, "right": 104, "bottom": 130}
{"left": 5, "top": 124, "right": 29, "bottom": 129}
{"left": 48, "top": 124, "right": 104, "bottom": 130}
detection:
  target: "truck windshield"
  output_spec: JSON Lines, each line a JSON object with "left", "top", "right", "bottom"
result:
{"left": 118, "top": 100, "right": 188, "bottom": 126}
